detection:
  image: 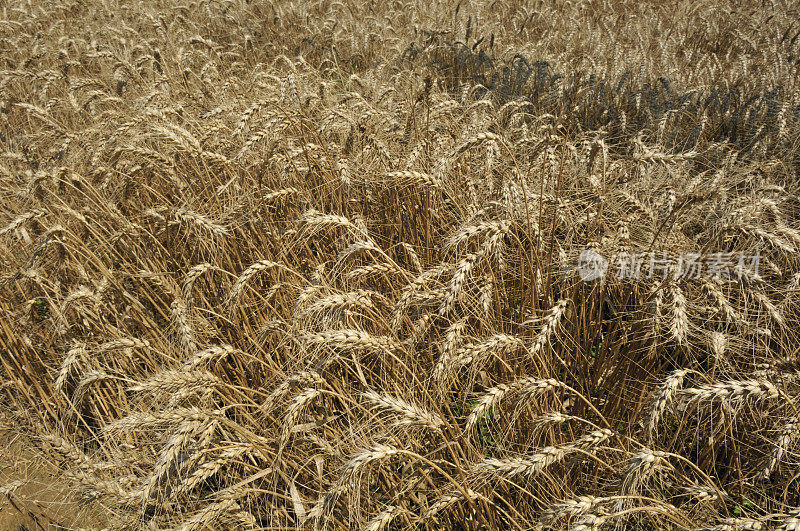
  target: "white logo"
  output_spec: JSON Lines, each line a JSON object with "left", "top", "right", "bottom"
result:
{"left": 577, "top": 249, "right": 608, "bottom": 281}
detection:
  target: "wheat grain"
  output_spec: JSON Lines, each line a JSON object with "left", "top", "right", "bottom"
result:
{"left": 129, "top": 370, "right": 221, "bottom": 395}
{"left": 171, "top": 298, "right": 197, "bottom": 354}
{"left": 681, "top": 379, "right": 780, "bottom": 406}
{"left": 304, "top": 329, "right": 402, "bottom": 354}
{"left": 439, "top": 253, "right": 481, "bottom": 315}
{"left": 645, "top": 369, "right": 688, "bottom": 439}
{"left": 181, "top": 344, "right": 237, "bottom": 371}
{"left": 669, "top": 282, "right": 688, "bottom": 346}
{"left": 182, "top": 262, "right": 214, "bottom": 305}
{"left": 363, "top": 390, "right": 444, "bottom": 430}
{"left": 422, "top": 488, "right": 481, "bottom": 520}
{"left": 227, "top": 260, "right": 287, "bottom": 306}
{"left": 621, "top": 448, "right": 671, "bottom": 495}
{"left": 175, "top": 498, "right": 243, "bottom": 531}
{"left": 544, "top": 496, "right": 609, "bottom": 522}
{"left": 478, "top": 446, "right": 570, "bottom": 478}
{"left": 339, "top": 444, "right": 400, "bottom": 482}
{"left": 570, "top": 513, "right": 609, "bottom": 531}
{"left": 761, "top": 417, "right": 799, "bottom": 480}
{"left": 436, "top": 334, "right": 523, "bottom": 382}
{"left": 54, "top": 342, "right": 87, "bottom": 397}
{"left": 279, "top": 387, "right": 321, "bottom": 453}
{"left": 365, "top": 505, "right": 408, "bottom": 531}
{"left": 529, "top": 300, "right": 569, "bottom": 357}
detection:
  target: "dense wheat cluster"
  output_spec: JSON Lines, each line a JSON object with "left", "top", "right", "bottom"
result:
{"left": 3, "top": 0, "right": 800, "bottom": 528}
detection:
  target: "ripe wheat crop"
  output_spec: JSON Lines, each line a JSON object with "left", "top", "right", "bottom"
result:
{"left": 2, "top": 0, "right": 800, "bottom": 529}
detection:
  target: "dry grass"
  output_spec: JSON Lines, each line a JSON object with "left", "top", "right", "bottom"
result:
{"left": 2, "top": 0, "right": 800, "bottom": 528}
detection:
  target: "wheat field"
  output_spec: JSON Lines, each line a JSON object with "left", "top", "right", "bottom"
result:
{"left": 2, "top": 0, "right": 800, "bottom": 528}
